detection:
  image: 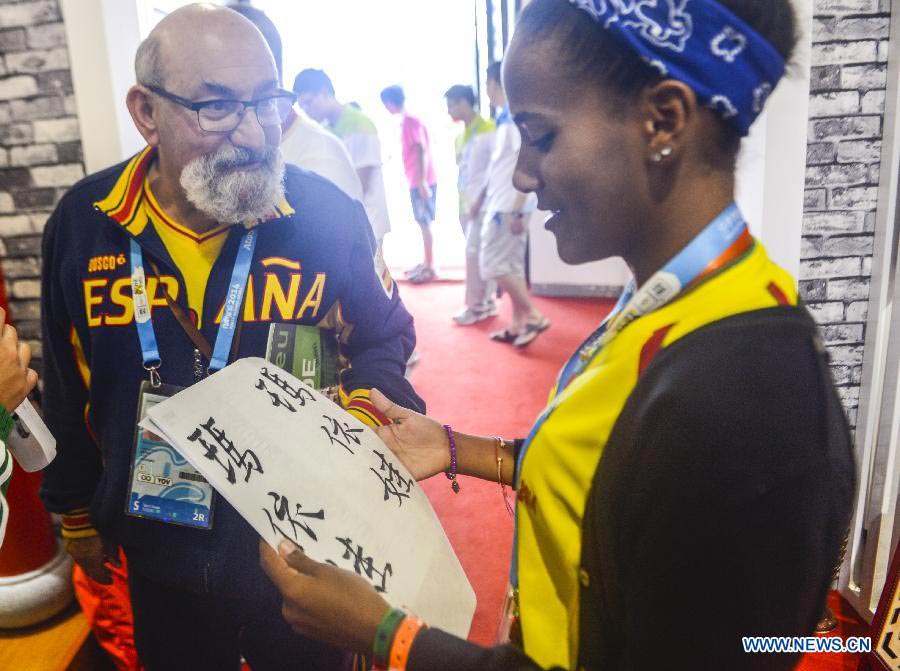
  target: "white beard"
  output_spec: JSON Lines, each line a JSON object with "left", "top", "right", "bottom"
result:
{"left": 179, "top": 144, "right": 286, "bottom": 225}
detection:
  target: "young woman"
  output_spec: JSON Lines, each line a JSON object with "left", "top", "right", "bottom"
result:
{"left": 260, "top": 1, "right": 855, "bottom": 669}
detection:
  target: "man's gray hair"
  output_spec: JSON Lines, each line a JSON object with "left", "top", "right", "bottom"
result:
{"left": 135, "top": 34, "right": 164, "bottom": 88}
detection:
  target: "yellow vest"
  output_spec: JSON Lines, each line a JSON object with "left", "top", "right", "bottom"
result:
{"left": 516, "top": 241, "right": 797, "bottom": 669}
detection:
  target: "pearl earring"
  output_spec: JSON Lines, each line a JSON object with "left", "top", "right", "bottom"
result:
{"left": 652, "top": 146, "right": 673, "bottom": 163}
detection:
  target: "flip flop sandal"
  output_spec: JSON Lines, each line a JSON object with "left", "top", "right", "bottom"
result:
{"left": 489, "top": 328, "right": 518, "bottom": 343}
{"left": 513, "top": 318, "right": 551, "bottom": 348}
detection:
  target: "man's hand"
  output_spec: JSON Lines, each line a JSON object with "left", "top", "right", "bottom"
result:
{"left": 370, "top": 389, "right": 451, "bottom": 481}
{"left": 64, "top": 535, "right": 121, "bottom": 585}
{"left": 260, "top": 539, "right": 390, "bottom": 654}
{"left": 506, "top": 212, "right": 526, "bottom": 235}
{"left": 417, "top": 183, "right": 432, "bottom": 200}
{"left": 0, "top": 310, "right": 38, "bottom": 413}
{"left": 467, "top": 188, "right": 487, "bottom": 223}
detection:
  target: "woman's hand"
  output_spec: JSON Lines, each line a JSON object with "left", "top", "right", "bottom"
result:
{"left": 370, "top": 389, "right": 450, "bottom": 481}
{"left": 260, "top": 539, "right": 390, "bottom": 654}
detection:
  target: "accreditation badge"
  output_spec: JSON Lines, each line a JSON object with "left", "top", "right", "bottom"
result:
{"left": 125, "top": 381, "right": 215, "bottom": 529}
{"left": 496, "top": 584, "right": 522, "bottom": 648}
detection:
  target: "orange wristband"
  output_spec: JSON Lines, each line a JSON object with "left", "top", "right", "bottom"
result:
{"left": 388, "top": 615, "right": 426, "bottom": 671}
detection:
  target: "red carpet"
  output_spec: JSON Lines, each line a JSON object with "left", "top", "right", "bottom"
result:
{"left": 795, "top": 592, "right": 868, "bottom": 671}
{"left": 397, "top": 277, "right": 869, "bottom": 668}
{"left": 398, "top": 277, "right": 614, "bottom": 645}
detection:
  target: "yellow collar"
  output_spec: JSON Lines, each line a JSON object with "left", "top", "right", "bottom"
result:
{"left": 94, "top": 146, "right": 296, "bottom": 231}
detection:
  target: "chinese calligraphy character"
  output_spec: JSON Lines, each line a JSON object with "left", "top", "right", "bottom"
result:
{"left": 335, "top": 536, "right": 393, "bottom": 593}
{"left": 263, "top": 491, "right": 325, "bottom": 546}
{"left": 320, "top": 414, "right": 364, "bottom": 454}
{"left": 260, "top": 367, "right": 316, "bottom": 405}
{"left": 255, "top": 378, "right": 297, "bottom": 413}
{"left": 186, "top": 417, "right": 262, "bottom": 485}
{"left": 370, "top": 451, "right": 412, "bottom": 506}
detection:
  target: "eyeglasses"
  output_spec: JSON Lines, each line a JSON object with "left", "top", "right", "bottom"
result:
{"left": 146, "top": 85, "right": 297, "bottom": 133}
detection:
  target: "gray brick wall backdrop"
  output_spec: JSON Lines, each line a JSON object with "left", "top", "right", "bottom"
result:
{"left": 801, "top": 0, "right": 892, "bottom": 429}
{"left": 0, "top": 0, "right": 83, "bottom": 372}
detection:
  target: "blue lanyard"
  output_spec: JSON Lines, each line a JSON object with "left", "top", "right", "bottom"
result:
{"left": 129, "top": 228, "right": 257, "bottom": 384}
{"left": 209, "top": 228, "right": 257, "bottom": 372}
{"left": 510, "top": 204, "right": 748, "bottom": 588}
{"left": 130, "top": 239, "right": 162, "bottom": 385}
{"left": 551, "top": 280, "right": 634, "bottom": 403}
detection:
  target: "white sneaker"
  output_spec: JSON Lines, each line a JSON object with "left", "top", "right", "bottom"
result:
{"left": 452, "top": 303, "right": 498, "bottom": 326}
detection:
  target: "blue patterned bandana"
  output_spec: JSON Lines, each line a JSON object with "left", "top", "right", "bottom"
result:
{"left": 568, "top": 0, "right": 785, "bottom": 135}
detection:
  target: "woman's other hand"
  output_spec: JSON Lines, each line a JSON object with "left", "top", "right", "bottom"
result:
{"left": 260, "top": 539, "right": 389, "bottom": 654}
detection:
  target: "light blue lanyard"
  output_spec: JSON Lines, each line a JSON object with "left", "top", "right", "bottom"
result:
{"left": 129, "top": 239, "right": 162, "bottom": 385}
{"left": 209, "top": 228, "right": 257, "bottom": 372}
{"left": 129, "top": 228, "right": 257, "bottom": 385}
{"left": 510, "top": 203, "right": 748, "bottom": 588}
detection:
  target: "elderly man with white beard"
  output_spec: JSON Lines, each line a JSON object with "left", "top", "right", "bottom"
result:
{"left": 39, "top": 5, "right": 422, "bottom": 671}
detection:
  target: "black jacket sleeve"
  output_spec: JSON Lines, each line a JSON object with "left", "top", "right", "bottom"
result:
{"left": 39, "top": 201, "right": 104, "bottom": 513}
{"left": 408, "top": 629, "right": 552, "bottom": 670}
{"left": 337, "top": 200, "right": 423, "bottom": 412}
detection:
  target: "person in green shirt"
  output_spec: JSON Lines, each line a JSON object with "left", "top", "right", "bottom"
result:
{"left": 445, "top": 84, "right": 497, "bottom": 326}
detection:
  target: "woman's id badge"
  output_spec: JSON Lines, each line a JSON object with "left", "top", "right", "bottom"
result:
{"left": 496, "top": 584, "right": 522, "bottom": 647}
{"left": 125, "top": 381, "right": 215, "bottom": 529}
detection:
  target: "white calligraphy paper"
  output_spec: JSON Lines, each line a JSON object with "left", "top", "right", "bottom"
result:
{"left": 141, "top": 357, "right": 476, "bottom": 637}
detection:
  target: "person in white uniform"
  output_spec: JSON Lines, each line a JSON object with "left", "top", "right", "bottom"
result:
{"left": 480, "top": 61, "right": 550, "bottom": 347}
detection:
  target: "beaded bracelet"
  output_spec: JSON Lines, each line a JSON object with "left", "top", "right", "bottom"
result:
{"left": 493, "top": 437, "right": 514, "bottom": 516}
{"left": 442, "top": 424, "right": 459, "bottom": 493}
{"left": 373, "top": 607, "right": 407, "bottom": 668}
{"left": 388, "top": 615, "right": 427, "bottom": 671}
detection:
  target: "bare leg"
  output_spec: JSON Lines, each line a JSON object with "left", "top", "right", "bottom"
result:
{"left": 496, "top": 274, "right": 542, "bottom": 332}
{"left": 420, "top": 223, "right": 434, "bottom": 270}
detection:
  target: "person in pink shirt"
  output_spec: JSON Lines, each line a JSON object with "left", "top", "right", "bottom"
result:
{"left": 381, "top": 85, "right": 438, "bottom": 284}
